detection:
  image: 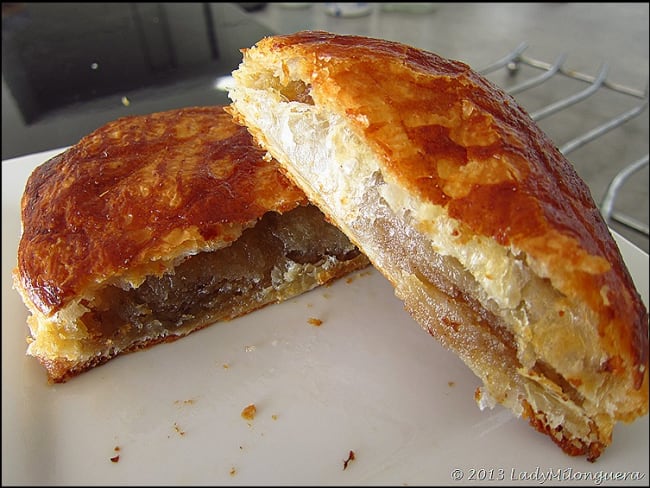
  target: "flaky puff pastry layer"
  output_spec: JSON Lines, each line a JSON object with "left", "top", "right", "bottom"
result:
{"left": 227, "top": 31, "right": 648, "bottom": 461}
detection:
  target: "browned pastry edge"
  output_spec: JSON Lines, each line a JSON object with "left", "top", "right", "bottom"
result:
{"left": 521, "top": 399, "right": 605, "bottom": 462}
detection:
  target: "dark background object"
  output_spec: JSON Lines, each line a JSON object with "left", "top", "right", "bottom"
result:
{"left": 1, "top": 2, "right": 271, "bottom": 160}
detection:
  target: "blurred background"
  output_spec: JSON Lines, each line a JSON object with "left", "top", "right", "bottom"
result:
{"left": 2, "top": 2, "right": 648, "bottom": 252}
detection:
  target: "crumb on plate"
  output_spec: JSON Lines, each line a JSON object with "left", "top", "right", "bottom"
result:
{"left": 174, "top": 398, "right": 196, "bottom": 406}
{"left": 110, "top": 445, "right": 121, "bottom": 463}
{"left": 343, "top": 450, "right": 356, "bottom": 470}
{"left": 174, "top": 422, "right": 186, "bottom": 436}
{"left": 241, "top": 403, "right": 257, "bottom": 421}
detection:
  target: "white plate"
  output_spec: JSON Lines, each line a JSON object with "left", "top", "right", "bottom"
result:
{"left": 3, "top": 149, "right": 648, "bottom": 486}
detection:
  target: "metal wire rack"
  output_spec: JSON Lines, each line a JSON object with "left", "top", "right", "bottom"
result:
{"left": 478, "top": 42, "right": 649, "bottom": 240}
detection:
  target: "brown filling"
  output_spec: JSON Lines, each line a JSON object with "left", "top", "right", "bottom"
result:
{"left": 357, "top": 178, "right": 584, "bottom": 415}
{"left": 366, "top": 205, "right": 520, "bottom": 365}
{"left": 280, "top": 80, "right": 314, "bottom": 105}
{"left": 83, "top": 205, "right": 361, "bottom": 347}
{"left": 532, "top": 360, "right": 585, "bottom": 407}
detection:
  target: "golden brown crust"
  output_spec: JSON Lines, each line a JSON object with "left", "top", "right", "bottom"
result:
{"left": 17, "top": 106, "right": 307, "bottom": 317}
{"left": 238, "top": 31, "right": 647, "bottom": 388}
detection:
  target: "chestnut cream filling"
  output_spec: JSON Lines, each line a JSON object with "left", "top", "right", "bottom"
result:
{"left": 28, "top": 205, "right": 363, "bottom": 363}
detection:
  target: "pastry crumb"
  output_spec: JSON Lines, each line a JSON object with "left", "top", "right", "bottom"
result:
{"left": 173, "top": 422, "right": 186, "bottom": 436}
{"left": 229, "top": 466, "right": 237, "bottom": 476}
{"left": 241, "top": 403, "right": 257, "bottom": 421}
{"left": 174, "top": 398, "right": 196, "bottom": 406}
{"left": 271, "top": 414, "right": 278, "bottom": 421}
{"left": 343, "top": 450, "right": 356, "bottom": 470}
{"left": 308, "top": 317, "right": 323, "bottom": 326}
{"left": 110, "top": 446, "right": 121, "bottom": 463}
{"left": 448, "top": 381, "right": 455, "bottom": 387}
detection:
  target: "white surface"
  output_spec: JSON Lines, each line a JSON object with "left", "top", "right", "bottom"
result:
{"left": 2, "top": 149, "right": 648, "bottom": 486}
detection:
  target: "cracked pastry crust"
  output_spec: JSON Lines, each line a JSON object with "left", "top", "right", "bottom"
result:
{"left": 13, "top": 105, "right": 369, "bottom": 383}
{"left": 227, "top": 31, "right": 648, "bottom": 461}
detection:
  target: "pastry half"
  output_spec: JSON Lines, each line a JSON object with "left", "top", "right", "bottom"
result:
{"left": 227, "top": 31, "right": 648, "bottom": 460}
{"left": 13, "top": 106, "right": 369, "bottom": 383}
